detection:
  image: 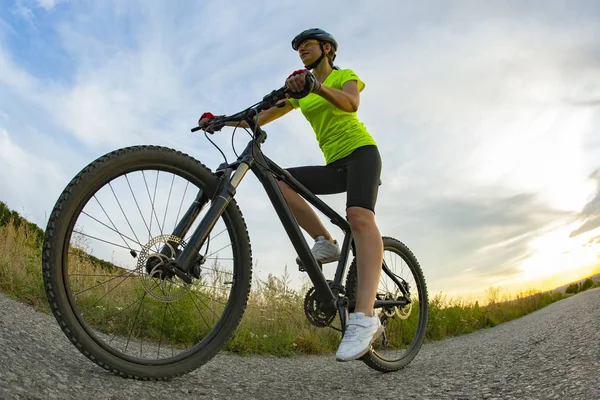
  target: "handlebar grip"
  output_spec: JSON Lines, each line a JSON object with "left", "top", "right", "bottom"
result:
{"left": 191, "top": 126, "right": 202, "bottom": 132}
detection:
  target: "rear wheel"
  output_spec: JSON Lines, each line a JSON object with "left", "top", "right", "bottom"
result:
{"left": 42, "top": 145, "right": 252, "bottom": 380}
{"left": 345, "top": 236, "right": 428, "bottom": 372}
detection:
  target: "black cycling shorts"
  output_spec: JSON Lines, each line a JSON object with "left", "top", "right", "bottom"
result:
{"left": 285, "top": 145, "right": 382, "bottom": 213}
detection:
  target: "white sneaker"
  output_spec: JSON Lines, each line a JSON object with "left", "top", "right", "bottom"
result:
{"left": 296, "top": 235, "right": 341, "bottom": 265}
{"left": 335, "top": 311, "right": 384, "bottom": 361}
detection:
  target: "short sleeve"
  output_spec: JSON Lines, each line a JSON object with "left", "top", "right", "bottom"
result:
{"left": 339, "top": 69, "right": 365, "bottom": 92}
{"left": 287, "top": 97, "right": 300, "bottom": 109}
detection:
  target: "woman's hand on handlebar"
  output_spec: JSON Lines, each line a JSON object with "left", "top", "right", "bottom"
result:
{"left": 198, "top": 112, "right": 220, "bottom": 134}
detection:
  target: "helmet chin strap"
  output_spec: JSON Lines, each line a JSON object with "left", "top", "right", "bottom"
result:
{"left": 304, "top": 43, "right": 327, "bottom": 70}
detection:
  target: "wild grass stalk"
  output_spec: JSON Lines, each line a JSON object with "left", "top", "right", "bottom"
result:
{"left": 0, "top": 205, "right": 597, "bottom": 356}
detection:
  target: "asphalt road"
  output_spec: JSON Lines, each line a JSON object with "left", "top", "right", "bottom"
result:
{"left": 1, "top": 288, "right": 598, "bottom": 399}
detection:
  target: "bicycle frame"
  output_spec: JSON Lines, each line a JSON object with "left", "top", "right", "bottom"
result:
{"left": 171, "top": 113, "right": 409, "bottom": 319}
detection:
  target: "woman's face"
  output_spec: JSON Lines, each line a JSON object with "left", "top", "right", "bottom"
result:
{"left": 297, "top": 39, "right": 321, "bottom": 64}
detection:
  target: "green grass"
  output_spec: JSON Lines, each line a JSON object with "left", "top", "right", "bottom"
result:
{"left": 0, "top": 209, "right": 47, "bottom": 311}
{"left": 1, "top": 200, "right": 598, "bottom": 356}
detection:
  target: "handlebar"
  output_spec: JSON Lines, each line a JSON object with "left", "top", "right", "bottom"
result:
{"left": 191, "top": 85, "right": 291, "bottom": 133}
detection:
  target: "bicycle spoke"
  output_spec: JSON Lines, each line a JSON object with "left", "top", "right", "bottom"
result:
{"left": 161, "top": 174, "right": 176, "bottom": 235}
{"left": 187, "top": 290, "right": 214, "bottom": 333}
{"left": 153, "top": 171, "right": 163, "bottom": 234}
{"left": 157, "top": 303, "right": 168, "bottom": 358}
{"left": 187, "top": 288, "right": 222, "bottom": 319}
{"left": 92, "top": 196, "right": 136, "bottom": 251}
{"left": 164, "top": 278, "right": 231, "bottom": 301}
{"left": 125, "top": 174, "right": 152, "bottom": 240}
{"left": 101, "top": 279, "right": 159, "bottom": 351}
{"left": 188, "top": 226, "right": 228, "bottom": 246}
{"left": 72, "top": 271, "right": 135, "bottom": 296}
{"left": 69, "top": 273, "right": 134, "bottom": 278}
{"left": 108, "top": 182, "right": 143, "bottom": 246}
{"left": 165, "top": 303, "right": 187, "bottom": 349}
{"left": 101, "top": 285, "right": 156, "bottom": 331}
{"left": 140, "top": 299, "right": 146, "bottom": 356}
{"left": 124, "top": 292, "right": 146, "bottom": 353}
{"left": 79, "top": 270, "right": 138, "bottom": 312}
{"left": 47, "top": 145, "right": 252, "bottom": 378}
{"left": 102, "top": 286, "right": 159, "bottom": 348}
{"left": 199, "top": 266, "right": 234, "bottom": 276}
{"left": 174, "top": 182, "right": 190, "bottom": 232}
{"left": 151, "top": 170, "right": 164, "bottom": 236}
{"left": 81, "top": 211, "right": 142, "bottom": 249}
{"left": 142, "top": 170, "right": 165, "bottom": 242}
{"left": 205, "top": 243, "right": 233, "bottom": 259}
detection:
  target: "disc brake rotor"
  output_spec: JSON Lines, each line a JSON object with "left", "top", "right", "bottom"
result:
{"left": 137, "top": 234, "right": 191, "bottom": 302}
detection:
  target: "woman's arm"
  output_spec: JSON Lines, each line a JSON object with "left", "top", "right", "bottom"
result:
{"left": 226, "top": 100, "right": 294, "bottom": 128}
{"left": 314, "top": 80, "right": 361, "bottom": 113}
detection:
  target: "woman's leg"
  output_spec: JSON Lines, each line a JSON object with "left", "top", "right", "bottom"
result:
{"left": 277, "top": 165, "right": 346, "bottom": 243}
{"left": 277, "top": 179, "right": 333, "bottom": 241}
{"left": 335, "top": 145, "right": 383, "bottom": 361}
{"left": 346, "top": 206, "right": 383, "bottom": 316}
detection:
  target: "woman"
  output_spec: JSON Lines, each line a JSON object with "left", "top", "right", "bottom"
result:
{"left": 199, "top": 28, "right": 384, "bottom": 362}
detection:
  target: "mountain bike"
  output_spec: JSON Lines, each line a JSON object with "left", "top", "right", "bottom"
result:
{"left": 41, "top": 84, "right": 429, "bottom": 380}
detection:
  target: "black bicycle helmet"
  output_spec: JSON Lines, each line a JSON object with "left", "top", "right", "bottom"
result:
{"left": 291, "top": 28, "right": 338, "bottom": 51}
{"left": 292, "top": 28, "right": 338, "bottom": 69}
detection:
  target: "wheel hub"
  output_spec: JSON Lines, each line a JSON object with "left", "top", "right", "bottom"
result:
{"left": 378, "top": 290, "right": 413, "bottom": 320}
{"left": 137, "top": 235, "right": 192, "bottom": 302}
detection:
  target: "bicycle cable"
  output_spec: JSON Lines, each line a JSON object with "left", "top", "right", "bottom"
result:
{"left": 199, "top": 93, "right": 286, "bottom": 178}
{"left": 247, "top": 107, "right": 279, "bottom": 176}
{"left": 203, "top": 130, "right": 228, "bottom": 164}
{"left": 231, "top": 120, "right": 243, "bottom": 158}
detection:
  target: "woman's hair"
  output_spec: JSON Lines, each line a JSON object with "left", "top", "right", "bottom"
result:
{"left": 324, "top": 43, "right": 340, "bottom": 70}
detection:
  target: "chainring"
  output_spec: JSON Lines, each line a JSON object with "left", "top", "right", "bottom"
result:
{"left": 303, "top": 287, "right": 337, "bottom": 328}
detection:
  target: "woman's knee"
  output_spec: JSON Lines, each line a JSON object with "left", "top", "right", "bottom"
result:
{"left": 346, "top": 206, "right": 376, "bottom": 233}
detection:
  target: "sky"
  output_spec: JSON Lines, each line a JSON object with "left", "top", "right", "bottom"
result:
{"left": 1, "top": 0, "right": 599, "bottom": 302}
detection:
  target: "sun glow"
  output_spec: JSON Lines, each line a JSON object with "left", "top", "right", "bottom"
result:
{"left": 515, "top": 223, "right": 600, "bottom": 287}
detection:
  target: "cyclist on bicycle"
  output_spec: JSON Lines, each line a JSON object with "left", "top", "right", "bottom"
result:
{"left": 199, "top": 28, "right": 384, "bottom": 361}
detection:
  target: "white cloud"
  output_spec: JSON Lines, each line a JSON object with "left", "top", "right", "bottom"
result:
{"left": 10, "top": 1, "right": 34, "bottom": 24}
{"left": 1, "top": 1, "right": 599, "bottom": 296}
{"left": 0, "top": 46, "right": 36, "bottom": 93}
{"left": 37, "top": 0, "right": 67, "bottom": 10}
{"left": 8, "top": 0, "right": 67, "bottom": 26}
{"left": 0, "top": 129, "right": 69, "bottom": 224}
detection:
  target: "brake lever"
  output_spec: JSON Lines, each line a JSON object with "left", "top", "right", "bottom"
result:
{"left": 190, "top": 116, "right": 226, "bottom": 133}
{"left": 190, "top": 86, "right": 289, "bottom": 133}
{"left": 210, "top": 119, "right": 227, "bottom": 132}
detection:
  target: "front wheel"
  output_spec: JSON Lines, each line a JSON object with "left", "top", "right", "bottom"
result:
{"left": 345, "top": 236, "right": 429, "bottom": 372}
{"left": 42, "top": 145, "right": 252, "bottom": 380}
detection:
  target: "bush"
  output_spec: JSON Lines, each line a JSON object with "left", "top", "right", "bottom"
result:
{"left": 0, "top": 199, "right": 588, "bottom": 356}
{"left": 0, "top": 201, "right": 44, "bottom": 246}
{"left": 565, "top": 283, "right": 580, "bottom": 294}
{"left": 580, "top": 278, "right": 594, "bottom": 292}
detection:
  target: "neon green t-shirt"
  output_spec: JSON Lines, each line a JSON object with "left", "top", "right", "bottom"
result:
{"left": 287, "top": 68, "right": 377, "bottom": 164}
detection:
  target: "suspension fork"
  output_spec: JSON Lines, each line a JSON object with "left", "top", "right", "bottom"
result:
{"left": 174, "top": 162, "right": 251, "bottom": 274}
{"left": 155, "top": 189, "right": 208, "bottom": 259}
{"left": 171, "top": 119, "right": 262, "bottom": 276}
